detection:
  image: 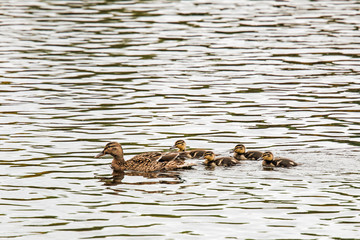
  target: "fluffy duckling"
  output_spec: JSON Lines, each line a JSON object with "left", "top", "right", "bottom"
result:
{"left": 233, "top": 144, "right": 263, "bottom": 160}
{"left": 171, "top": 139, "right": 207, "bottom": 158}
{"left": 261, "top": 151, "right": 298, "bottom": 169}
{"left": 95, "top": 142, "right": 196, "bottom": 172}
{"left": 203, "top": 151, "right": 239, "bottom": 168}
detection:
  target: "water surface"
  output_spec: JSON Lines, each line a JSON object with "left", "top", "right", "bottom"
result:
{"left": 0, "top": 0, "right": 359, "bottom": 239}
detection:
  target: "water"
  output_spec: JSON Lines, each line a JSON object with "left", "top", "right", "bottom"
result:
{"left": 0, "top": 0, "right": 359, "bottom": 239}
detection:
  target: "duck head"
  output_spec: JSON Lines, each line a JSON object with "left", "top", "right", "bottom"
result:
{"left": 95, "top": 142, "right": 124, "bottom": 158}
{"left": 203, "top": 151, "right": 216, "bottom": 167}
{"left": 171, "top": 139, "right": 186, "bottom": 151}
{"left": 234, "top": 144, "right": 246, "bottom": 154}
{"left": 261, "top": 151, "right": 275, "bottom": 170}
{"left": 261, "top": 151, "right": 274, "bottom": 161}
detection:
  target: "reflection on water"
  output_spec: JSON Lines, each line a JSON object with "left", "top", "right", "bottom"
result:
{"left": 97, "top": 170, "right": 185, "bottom": 186}
{"left": 0, "top": 0, "right": 359, "bottom": 239}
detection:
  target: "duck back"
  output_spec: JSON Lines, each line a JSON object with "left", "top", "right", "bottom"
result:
{"left": 235, "top": 151, "right": 263, "bottom": 160}
{"left": 215, "top": 157, "right": 239, "bottom": 167}
{"left": 274, "top": 158, "right": 298, "bottom": 168}
{"left": 244, "top": 151, "right": 263, "bottom": 160}
{"left": 189, "top": 149, "right": 207, "bottom": 158}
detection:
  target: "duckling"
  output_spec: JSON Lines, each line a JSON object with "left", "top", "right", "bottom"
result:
{"left": 95, "top": 142, "right": 196, "bottom": 172}
{"left": 233, "top": 144, "right": 263, "bottom": 160}
{"left": 171, "top": 139, "right": 207, "bottom": 159}
{"left": 203, "top": 151, "right": 239, "bottom": 167}
{"left": 261, "top": 151, "right": 298, "bottom": 169}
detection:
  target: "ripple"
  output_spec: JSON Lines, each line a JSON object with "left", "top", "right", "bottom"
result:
{"left": 1, "top": 0, "right": 360, "bottom": 239}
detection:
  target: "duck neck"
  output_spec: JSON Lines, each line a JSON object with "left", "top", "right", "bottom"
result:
{"left": 234, "top": 152, "right": 246, "bottom": 160}
{"left": 264, "top": 159, "right": 273, "bottom": 164}
{"left": 204, "top": 158, "right": 215, "bottom": 166}
{"left": 111, "top": 154, "right": 126, "bottom": 172}
{"left": 113, "top": 153, "right": 125, "bottom": 164}
{"left": 179, "top": 146, "right": 186, "bottom": 152}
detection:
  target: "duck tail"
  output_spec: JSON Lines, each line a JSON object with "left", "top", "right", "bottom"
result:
{"left": 165, "top": 161, "right": 196, "bottom": 170}
{"left": 179, "top": 162, "right": 197, "bottom": 169}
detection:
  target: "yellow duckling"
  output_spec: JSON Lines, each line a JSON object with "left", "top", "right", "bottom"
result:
{"left": 261, "top": 151, "right": 298, "bottom": 169}
{"left": 95, "top": 142, "right": 196, "bottom": 172}
{"left": 171, "top": 139, "right": 208, "bottom": 158}
{"left": 203, "top": 151, "right": 239, "bottom": 168}
{"left": 233, "top": 144, "right": 263, "bottom": 160}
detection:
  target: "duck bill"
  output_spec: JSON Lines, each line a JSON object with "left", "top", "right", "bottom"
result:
{"left": 169, "top": 145, "right": 176, "bottom": 150}
{"left": 95, "top": 151, "right": 106, "bottom": 158}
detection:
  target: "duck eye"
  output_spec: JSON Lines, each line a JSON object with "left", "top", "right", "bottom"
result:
{"left": 106, "top": 145, "right": 116, "bottom": 150}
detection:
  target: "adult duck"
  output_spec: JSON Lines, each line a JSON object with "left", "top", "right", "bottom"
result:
{"left": 95, "top": 142, "right": 196, "bottom": 172}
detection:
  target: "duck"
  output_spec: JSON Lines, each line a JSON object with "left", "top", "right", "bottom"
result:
{"left": 203, "top": 151, "right": 239, "bottom": 168}
{"left": 233, "top": 144, "right": 263, "bottom": 160}
{"left": 171, "top": 139, "right": 208, "bottom": 159}
{"left": 261, "top": 151, "right": 298, "bottom": 169}
{"left": 95, "top": 142, "right": 196, "bottom": 172}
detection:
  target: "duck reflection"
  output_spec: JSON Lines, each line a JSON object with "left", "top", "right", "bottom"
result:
{"left": 97, "top": 170, "right": 184, "bottom": 186}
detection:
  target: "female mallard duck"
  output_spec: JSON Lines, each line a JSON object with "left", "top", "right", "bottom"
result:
{"left": 233, "top": 144, "right": 263, "bottom": 160}
{"left": 171, "top": 139, "right": 207, "bottom": 158}
{"left": 95, "top": 142, "right": 196, "bottom": 172}
{"left": 203, "top": 151, "right": 239, "bottom": 167}
{"left": 261, "top": 151, "right": 298, "bottom": 169}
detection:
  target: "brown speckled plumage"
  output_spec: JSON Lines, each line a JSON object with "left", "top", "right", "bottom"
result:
{"left": 95, "top": 142, "right": 196, "bottom": 172}
{"left": 261, "top": 151, "right": 298, "bottom": 169}
{"left": 234, "top": 144, "right": 263, "bottom": 160}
